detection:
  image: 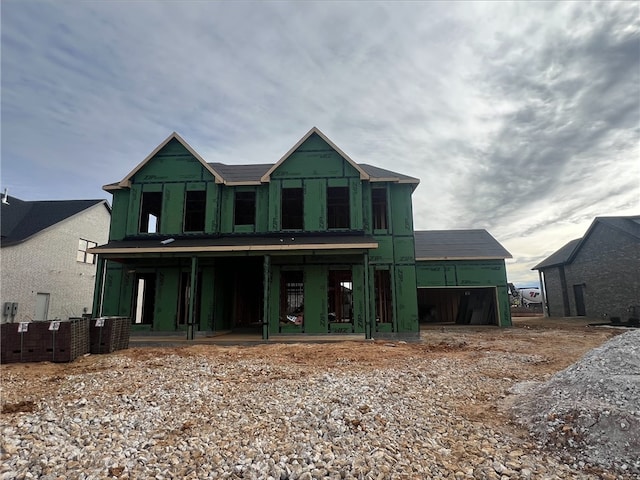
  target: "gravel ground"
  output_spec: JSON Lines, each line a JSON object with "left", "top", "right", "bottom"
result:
{"left": 0, "top": 319, "right": 635, "bottom": 480}
{"left": 510, "top": 329, "right": 640, "bottom": 476}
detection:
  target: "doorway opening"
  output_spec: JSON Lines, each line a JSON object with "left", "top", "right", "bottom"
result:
{"left": 133, "top": 273, "right": 156, "bottom": 324}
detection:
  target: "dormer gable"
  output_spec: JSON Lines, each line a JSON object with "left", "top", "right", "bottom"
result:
{"left": 104, "top": 132, "right": 224, "bottom": 191}
{"left": 260, "top": 127, "right": 370, "bottom": 182}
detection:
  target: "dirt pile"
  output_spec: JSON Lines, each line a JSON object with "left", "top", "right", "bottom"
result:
{"left": 511, "top": 329, "right": 640, "bottom": 475}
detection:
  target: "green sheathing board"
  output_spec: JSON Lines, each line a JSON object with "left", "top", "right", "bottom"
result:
{"left": 205, "top": 183, "right": 220, "bottom": 233}
{"left": 390, "top": 184, "right": 414, "bottom": 235}
{"left": 153, "top": 268, "right": 178, "bottom": 331}
{"left": 304, "top": 179, "right": 326, "bottom": 231}
{"left": 416, "top": 260, "right": 512, "bottom": 327}
{"left": 395, "top": 265, "right": 419, "bottom": 332}
{"left": 256, "top": 186, "right": 269, "bottom": 232}
{"left": 162, "top": 183, "right": 185, "bottom": 234}
{"left": 102, "top": 263, "right": 124, "bottom": 316}
{"left": 352, "top": 264, "right": 366, "bottom": 333}
{"left": 199, "top": 266, "right": 215, "bottom": 331}
{"left": 271, "top": 133, "right": 359, "bottom": 180}
{"left": 267, "top": 257, "right": 369, "bottom": 336}
{"left": 303, "top": 265, "right": 327, "bottom": 333}
{"left": 266, "top": 133, "right": 362, "bottom": 234}
{"left": 121, "top": 138, "right": 217, "bottom": 236}
{"left": 109, "top": 191, "right": 130, "bottom": 241}
{"left": 365, "top": 182, "right": 419, "bottom": 335}
{"left": 220, "top": 186, "right": 234, "bottom": 234}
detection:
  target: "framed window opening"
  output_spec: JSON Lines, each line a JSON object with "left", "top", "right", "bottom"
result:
{"left": 375, "top": 269, "right": 393, "bottom": 324}
{"left": 184, "top": 190, "right": 206, "bottom": 232}
{"left": 234, "top": 190, "right": 257, "bottom": 226}
{"left": 327, "top": 186, "right": 350, "bottom": 229}
{"left": 372, "top": 186, "right": 388, "bottom": 230}
{"left": 77, "top": 238, "right": 97, "bottom": 264}
{"left": 140, "top": 191, "right": 162, "bottom": 233}
{"left": 280, "top": 270, "right": 304, "bottom": 329}
{"left": 328, "top": 270, "right": 353, "bottom": 323}
{"left": 281, "top": 188, "right": 303, "bottom": 230}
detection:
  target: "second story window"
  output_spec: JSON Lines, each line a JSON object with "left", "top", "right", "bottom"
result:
{"left": 77, "top": 239, "right": 97, "bottom": 264}
{"left": 282, "top": 188, "right": 303, "bottom": 230}
{"left": 140, "top": 191, "right": 162, "bottom": 233}
{"left": 372, "top": 186, "right": 388, "bottom": 230}
{"left": 184, "top": 190, "right": 206, "bottom": 232}
{"left": 327, "top": 186, "right": 350, "bottom": 229}
{"left": 234, "top": 191, "right": 256, "bottom": 226}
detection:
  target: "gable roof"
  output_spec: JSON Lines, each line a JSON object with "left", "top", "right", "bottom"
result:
{"left": 532, "top": 215, "right": 640, "bottom": 270}
{"left": 104, "top": 132, "right": 224, "bottom": 191}
{"left": 260, "top": 127, "right": 370, "bottom": 182}
{"left": 414, "top": 229, "right": 512, "bottom": 260}
{"left": 1, "top": 196, "right": 109, "bottom": 247}
{"left": 105, "top": 128, "right": 420, "bottom": 189}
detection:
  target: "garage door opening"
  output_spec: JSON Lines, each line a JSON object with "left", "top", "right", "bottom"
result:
{"left": 418, "top": 287, "right": 498, "bottom": 325}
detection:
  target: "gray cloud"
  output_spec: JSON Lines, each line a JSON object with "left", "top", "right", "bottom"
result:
{"left": 1, "top": 0, "right": 638, "bottom": 284}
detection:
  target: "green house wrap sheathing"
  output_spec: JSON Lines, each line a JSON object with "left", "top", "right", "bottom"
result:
{"left": 93, "top": 128, "right": 511, "bottom": 339}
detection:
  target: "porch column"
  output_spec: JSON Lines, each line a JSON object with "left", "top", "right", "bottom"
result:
{"left": 263, "top": 254, "right": 271, "bottom": 340}
{"left": 187, "top": 256, "right": 198, "bottom": 340}
{"left": 363, "top": 252, "right": 372, "bottom": 339}
{"left": 92, "top": 257, "right": 106, "bottom": 317}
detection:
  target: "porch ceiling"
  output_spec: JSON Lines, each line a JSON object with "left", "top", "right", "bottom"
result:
{"left": 89, "top": 234, "right": 378, "bottom": 256}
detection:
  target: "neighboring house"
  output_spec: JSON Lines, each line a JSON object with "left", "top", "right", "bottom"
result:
{"left": 0, "top": 195, "right": 111, "bottom": 322}
{"left": 533, "top": 216, "right": 640, "bottom": 319}
{"left": 91, "top": 128, "right": 512, "bottom": 338}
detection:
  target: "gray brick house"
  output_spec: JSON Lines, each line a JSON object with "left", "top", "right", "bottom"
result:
{"left": 0, "top": 194, "right": 110, "bottom": 322}
{"left": 533, "top": 216, "right": 640, "bottom": 320}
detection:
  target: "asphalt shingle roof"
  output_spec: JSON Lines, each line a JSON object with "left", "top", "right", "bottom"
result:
{"left": 206, "top": 162, "right": 419, "bottom": 185}
{"left": 414, "top": 229, "right": 512, "bottom": 260}
{"left": 532, "top": 238, "right": 581, "bottom": 270}
{"left": 1, "top": 196, "right": 107, "bottom": 246}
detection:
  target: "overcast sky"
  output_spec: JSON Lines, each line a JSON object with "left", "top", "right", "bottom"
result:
{"left": 2, "top": 1, "right": 639, "bottom": 285}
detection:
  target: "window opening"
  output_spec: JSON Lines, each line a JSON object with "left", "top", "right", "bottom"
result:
{"left": 77, "top": 238, "right": 98, "bottom": 264}
{"left": 140, "top": 192, "right": 162, "bottom": 233}
{"left": 327, "top": 186, "right": 350, "bottom": 229}
{"left": 328, "top": 270, "right": 353, "bottom": 323}
{"left": 375, "top": 270, "right": 393, "bottom": 323}
{"left": 281, "top": 188, "right": 303, "bottom": 230}
{"left": 372, "top": 187, "right": 388, "bottom": 230}
{"left": 184, "top": 191, "right": 206, "bottom": 232}
{"left": 281, "top": 271, "right": 304, "bottom": 327}
{"left": 234, "top": 191, "right": 256, "bottom": 226}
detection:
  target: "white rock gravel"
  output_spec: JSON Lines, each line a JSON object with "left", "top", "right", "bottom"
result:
{"left": 510, "top": 329, "right": 640, "bottom": 476}
{"left": 0, "top": 340, "right": 635, "bottom": 480}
